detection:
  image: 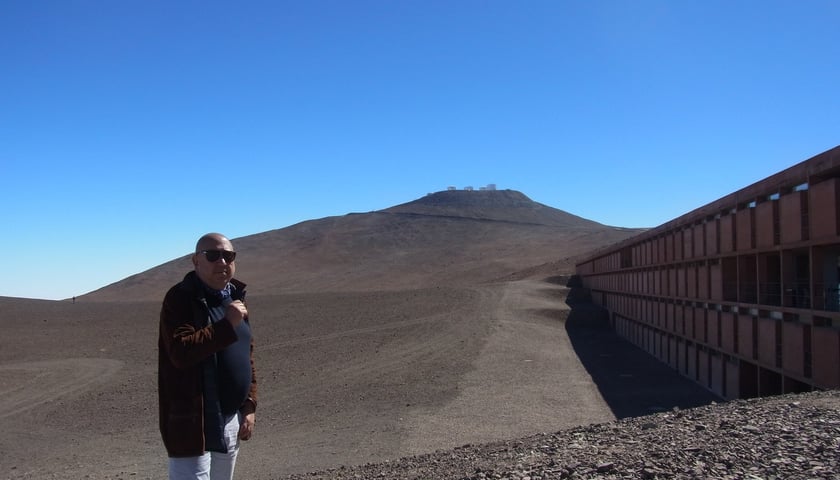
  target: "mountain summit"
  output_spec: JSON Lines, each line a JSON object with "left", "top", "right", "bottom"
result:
{"left": 384, "top": 190, "right": 604, "bottom": 228}
{"left": 83, "top": 190, "right": 641, "bottom": 301}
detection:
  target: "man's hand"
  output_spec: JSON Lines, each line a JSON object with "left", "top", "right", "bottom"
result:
{"left": 239, "top": 413, "right": 255, "bottom": 441}
{"left": 226, "top": 300, "right": 248, "bottom": 326}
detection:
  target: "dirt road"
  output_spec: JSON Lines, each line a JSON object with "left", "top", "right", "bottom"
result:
{"left": 400, "top": 279, "right": 614, "bottom": 455}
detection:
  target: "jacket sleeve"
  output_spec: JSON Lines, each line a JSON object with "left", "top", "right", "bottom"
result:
{"left": 242, "top": 325, "right": 258, "bottom": 415}
{"left": 160, "top": 287, "right": 238, "bottom": 370}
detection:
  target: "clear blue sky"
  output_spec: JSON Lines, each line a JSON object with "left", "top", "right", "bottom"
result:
{"left": 2, "top": 1, "right": 838, "bottom": 300}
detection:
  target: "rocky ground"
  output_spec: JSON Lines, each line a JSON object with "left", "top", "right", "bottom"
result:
{"left": 283, "top": 390, "right": 840, "bottom": 480}
{"left": 2, "top": 279, "right": 837, "bottom": 479}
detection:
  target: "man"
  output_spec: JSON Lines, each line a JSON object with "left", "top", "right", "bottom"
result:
{"left": 158, "top": 233, "right": 257, "bottom": 480}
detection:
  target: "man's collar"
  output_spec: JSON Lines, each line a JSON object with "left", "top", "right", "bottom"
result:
{"left": 201, "top": 281, "right": 232, "bottom": 298}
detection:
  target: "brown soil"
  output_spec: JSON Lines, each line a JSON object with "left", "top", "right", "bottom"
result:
{"left": 0, "top": 278, "right": 721, "bottom": 479}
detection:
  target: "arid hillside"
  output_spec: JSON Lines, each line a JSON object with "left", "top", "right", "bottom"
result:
{"left": 82, "top": 190, "right": 643, "bottom": 301}
{"left": 7, "top": 190, "right": 713, "bottom": 480}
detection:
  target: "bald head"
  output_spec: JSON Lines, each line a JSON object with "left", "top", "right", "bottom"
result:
{"left": 195, "top": 233, "right": 232, "bottom": 253}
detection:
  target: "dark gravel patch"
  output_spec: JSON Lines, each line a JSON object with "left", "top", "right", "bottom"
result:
{"left": 282, "top": 390, "right": 840, "bottom": 480}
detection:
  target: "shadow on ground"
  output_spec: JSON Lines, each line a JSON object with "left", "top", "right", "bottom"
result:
{"left": 553, "top": 275, "right": 722, "bottom": 419}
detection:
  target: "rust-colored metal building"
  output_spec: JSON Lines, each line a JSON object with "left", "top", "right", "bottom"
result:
{"left": 575, "top": 145, "right": 840, "bottom": 400}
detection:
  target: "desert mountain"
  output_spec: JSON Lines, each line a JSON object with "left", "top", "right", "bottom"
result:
{"left": 6, "top": 189, "right": 713, "bottom": 480}
{"left": 83, "top": 190, "right": 644, "bottom": 301}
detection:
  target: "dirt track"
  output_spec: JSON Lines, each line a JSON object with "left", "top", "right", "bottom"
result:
{"left": 0, "top": 359, "right": 123, "bottom": 421}
{"left": 0, "top": 279, "right": 717, "bottom": 479}
{"left": 400, "top": 280, "right": 614, "bottom": 455}
{"left": 238, "top": 279, "right": 619, "bottom": 478}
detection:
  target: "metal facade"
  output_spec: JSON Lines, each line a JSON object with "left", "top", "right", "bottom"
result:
{"left": 575, "top": 145, "right": 840, "bottom": 399}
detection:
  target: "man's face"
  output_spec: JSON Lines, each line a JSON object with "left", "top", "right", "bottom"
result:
{"left": 192, "top": 236, "right": 236, "bottom": 290}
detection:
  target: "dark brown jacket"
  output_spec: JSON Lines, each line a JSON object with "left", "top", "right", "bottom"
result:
{"left": 158, "top": 271, "right": 257, "bottom": 457}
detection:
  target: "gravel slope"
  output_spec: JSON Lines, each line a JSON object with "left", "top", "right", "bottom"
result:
{"left": 281, "top": 390, "right": 840, "bottom": 480}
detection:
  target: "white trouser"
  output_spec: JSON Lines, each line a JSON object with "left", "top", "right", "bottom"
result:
{"left": 169, "top": 412, "right": 241, "bottom": 480}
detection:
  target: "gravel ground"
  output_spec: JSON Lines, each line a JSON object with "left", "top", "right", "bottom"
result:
{"left": 283, "top": 390, "right": 840, "bottom": 480}
{"left": 2, "top": 282, "right": 836, "bottom": 479}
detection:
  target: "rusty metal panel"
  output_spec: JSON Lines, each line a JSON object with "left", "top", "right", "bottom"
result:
{"left": 685, "top": 306, "right": 694, "bottom": 338}
{"left": 812, "top": 327, "right": 840, "bottom": 389}
{"left": 710, "top": 353, "right": 725, "bottom": 396}
{"left": 720, "top": 312, "right": 736, "bottom": 353}
{"left": 694, "top": 307, "right": 706, "bottom": 341}
{"left": 684, "top": 227, "right": 694, "bottom": 259}
{"left": 669, "top": 336, "right": 679, "bottom": 369}
{"left": 726, "top": 358, "right": 740, "bottom": 400}
{"left": 698, "top": 264, "right": 709, "bottom": 299}
{"left": 757, "top": 317, "right": 777, "bottom": 366}
{"left": 707, "top": 310, "right": 720, "bottom": 347}
{"left": 736, "top": 208, "right": 754, "bottom": 251}
{"left": 686, "top": 343, "right": 697, "bottom": 379}
{"left": 686, "top": 264, "right": 697, "bottom": 298}
{"left": 706, "top": 219, "right": 719, "bottom": 255}
{"left": 666, "top": 303, "right": 675, "bottom": 333}
{"left": 710, "top": 262, "right": 723, "bottom": 301}
{"left": 674, "top": 231, "right": 684, "bottom": 261}
{"left": 809, "top": 178, "right": 840, "bottom": 240}
{"left": 779, "top": 191, "right": 805, "bottom": 244}
{"left": 665, "top": 233, "right": 674, "bottom": 262}
{"left": 698, "top": 349, "right": 710, "bottom": 387}
{"left": 781, "top": 322, "right": 805, "bottom": 377}
{"left": 677, "top": 266, "right": 686, "bottom": 297}
{"left": 755, "top": 201, "right": 776, "bottom": 248}
{"left": 720, "top": 214, "right": 735, "bottom": 253}
{"left": 693, "top": 223, "right": 705, "bottom": 258}
{"left": 737, "top": 315, "right": 754, "bottom": 358}
{"left": 652, "top": 269, "right": 659, "bottom": 294}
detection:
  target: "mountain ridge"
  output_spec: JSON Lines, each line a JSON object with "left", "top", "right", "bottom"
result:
{"left": 81, "top": 190, "right": 644, "bottom": 301}
{"left": 382, "top": 189, "right": 606, "bottom": 228}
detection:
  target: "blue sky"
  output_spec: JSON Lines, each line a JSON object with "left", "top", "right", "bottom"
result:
{"left": 2, "top": 1, "right": 838, "bottom": 300}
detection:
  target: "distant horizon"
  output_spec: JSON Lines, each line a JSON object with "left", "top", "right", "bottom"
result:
{"left": 6, "top": 146, "right": 839, "bottom": 302}
{"left": 10, "top": 184, "right": 644, "bottom": 302}
{"left": 4, "top": 1, "right": 839, "bottom": 300}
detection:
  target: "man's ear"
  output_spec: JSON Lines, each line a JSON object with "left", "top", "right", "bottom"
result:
{"left": 191, "top": 253, "right": 199, "bottom": 268}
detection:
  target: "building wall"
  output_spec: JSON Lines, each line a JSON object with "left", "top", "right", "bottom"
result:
{"left": 575, "top": 145, "right": 840, "bottom": 400}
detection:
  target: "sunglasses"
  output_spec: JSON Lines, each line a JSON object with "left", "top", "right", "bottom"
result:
{"left": 199, "top": 249, "right": 237, "bottom": 263}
